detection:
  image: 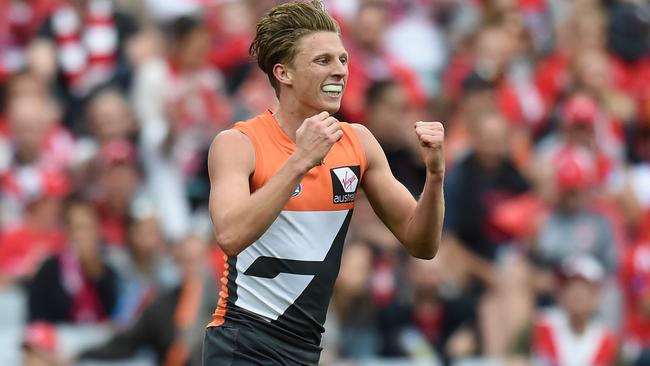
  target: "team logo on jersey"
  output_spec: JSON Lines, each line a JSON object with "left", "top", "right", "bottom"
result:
{"left": 292, "top": 183, "right": 302, "bottom": 197}
{"left": 330, "top": 166, "right": 360, "bottom": 204}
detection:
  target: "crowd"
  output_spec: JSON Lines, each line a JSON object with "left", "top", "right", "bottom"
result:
{"left": 1, "top": 0, "right": 650, "bottom": 365}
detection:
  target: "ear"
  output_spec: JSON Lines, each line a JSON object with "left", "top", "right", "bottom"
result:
{"left": 272, "top": 63, "right": 293, "bottom": 87}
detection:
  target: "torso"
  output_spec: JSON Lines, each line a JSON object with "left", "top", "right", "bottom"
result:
{"left": 209, "top": 111, "right": 367, "bottom": 353}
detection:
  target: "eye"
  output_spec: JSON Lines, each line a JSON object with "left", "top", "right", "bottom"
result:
{"left": 315, "top": 58, "right": 328, "bottom": 65}
{"left": 339, "top": 56, "right": 348, "bottom": 65}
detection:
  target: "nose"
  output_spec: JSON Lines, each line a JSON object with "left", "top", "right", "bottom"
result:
{"left": 332, "top": 59, "right": 348, "bottom": 79}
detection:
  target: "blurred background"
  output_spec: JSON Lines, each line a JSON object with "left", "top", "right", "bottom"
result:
{"left": 1, "top": 0, "right": 650, "bottom": 365}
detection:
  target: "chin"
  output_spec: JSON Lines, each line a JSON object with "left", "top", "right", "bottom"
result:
{"left": 321, "top": 100, "right": 342, "bottom": 115}
{"left": 324, "top": 105, "right": 340, "bottom": 115}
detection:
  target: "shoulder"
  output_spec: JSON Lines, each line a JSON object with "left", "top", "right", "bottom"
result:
{"left": 209, "top": 129, "right": 254, "bottom": 157}
{"left": 349, "top": 123, "right": 373, "bottom": 142}
{"left": 207, "top": 129, "right": 256, "bottom": 174}
{"left": 349, "top": 123, "right": 381, "bottom": 154}
{"left": 209, "top": 112, "right": 273, "bottom": 156}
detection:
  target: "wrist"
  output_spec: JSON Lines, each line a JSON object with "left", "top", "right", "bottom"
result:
{"left": 426, "top": 170, "right": 445, "bottom": 183}
{"left": 288, "top": 153, "right": 314, "bottom": 175}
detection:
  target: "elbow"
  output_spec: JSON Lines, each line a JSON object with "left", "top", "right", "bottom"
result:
{"left": 410, "top": 240, "right": 440, "bottom": 260}
{"left": 413, "top": 249, "right": 437, "bottom": 260}
{"left": 214, "top": 231, "right": 244, "bottom": 257}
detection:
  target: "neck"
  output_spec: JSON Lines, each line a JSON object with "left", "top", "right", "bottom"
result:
{"left": 569, "top": 315, "right": 588, "bottom": 334}
{"left": 274, "top": 96, "right": 320, "bottom": 142}
{"left": 15, "top": 149, "right": 39, "bottom": 165}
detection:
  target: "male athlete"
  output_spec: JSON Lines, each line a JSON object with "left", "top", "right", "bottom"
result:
{"left": 203, "top": 1, "right": 445, "bottom": 365}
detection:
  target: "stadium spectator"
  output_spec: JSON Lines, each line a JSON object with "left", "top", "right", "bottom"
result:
{"left": 29, "top": 0, "right": 139, "bottom": 132}
{"left": 132, "top": 15, "right": 229, "bottom": 215}
{"left": 326, "top": 241, "right": 377, "bottom": 359}
{"left": 0, "top": 0, "right": 60, "bottom": 82}
{"left": 443, "top": 112, "right": 530, "bottom": 266}
{"left": 365, "top": 79, "right": 425, "bottom": 195}
{"left": 107, "top": 204, "right": 178, "bottom": 326}
{"left": 378, "top": 252, "right": 477, "bottom": 363}
{"left": 0, "top": 170, "right": 68, "bottom": 284}
{"left": 534, "top": 147, "right": 617, "bottom": 274}
{"left": 90, "top": 139, "right": 142, "bottom": 247}
{"left": 519, "top": 256, "right": 619, "bottom": 366}
{"left": 28, "top": 194, "right": 118, "bottom": 324}
{"left": 0, "top": 93, "right": 74, "bottom": 226}
{"left": 75, "top": 234, "right": 216, "bottom": 366}
{"left": 339, "top": 1, "right": 426, "bottom": 123}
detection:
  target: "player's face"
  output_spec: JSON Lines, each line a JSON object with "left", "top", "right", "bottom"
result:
{"left": 289, "top": 31, "right": 348, "bottom": 115}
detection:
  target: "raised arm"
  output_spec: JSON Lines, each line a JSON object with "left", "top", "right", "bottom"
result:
{"left": 353, "top": 123, "right": 445, "bottom": 259}
{"left": 208, "top": 113, "right": 343, "bottom": 256}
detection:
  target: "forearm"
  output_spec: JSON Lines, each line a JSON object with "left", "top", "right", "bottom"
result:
{"left": 212, "top": 155, "right": 310, "bottom": 256}
{"left": 403, "top": 173, "right": 445, "bottom": 259}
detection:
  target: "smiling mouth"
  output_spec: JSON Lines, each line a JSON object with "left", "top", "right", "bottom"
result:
{"left": 322, "top": 84, "right": 343, "bottom": 97}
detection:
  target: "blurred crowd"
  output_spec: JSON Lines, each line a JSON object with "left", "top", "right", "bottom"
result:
{"left": 1, "top": 0, "right": 650, "bottom": 365}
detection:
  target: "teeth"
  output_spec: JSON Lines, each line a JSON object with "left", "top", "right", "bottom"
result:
{"left": 322, "top": 84, "right": 342, "bottom": 93}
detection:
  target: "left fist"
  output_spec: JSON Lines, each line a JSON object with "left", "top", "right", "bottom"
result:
{"left": 414, "top": 121, "right": 445, "bottom": 176}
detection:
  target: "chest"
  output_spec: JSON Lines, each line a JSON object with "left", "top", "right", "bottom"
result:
{"left": 253, "top": 139, "right": 362, "bottom": 212}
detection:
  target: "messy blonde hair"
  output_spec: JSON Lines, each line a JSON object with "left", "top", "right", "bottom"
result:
{"left": 250, "top": 1, "right": 340, "bottom": 96}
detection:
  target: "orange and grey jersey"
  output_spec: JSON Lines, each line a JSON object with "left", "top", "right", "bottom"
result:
{"left": 208, "top": 111, "right": 367, "bottom": 360}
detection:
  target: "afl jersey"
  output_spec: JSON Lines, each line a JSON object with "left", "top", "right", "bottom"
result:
{"left": 208, "top": 111, "right": 367, "bottom": 360}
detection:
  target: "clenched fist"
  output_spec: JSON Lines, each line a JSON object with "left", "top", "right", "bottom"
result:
{"left": 414, "top": 121, "right": 445, "bottom": 177}
{"left": 294, "top": 111, "right": 343, "bottom": 169}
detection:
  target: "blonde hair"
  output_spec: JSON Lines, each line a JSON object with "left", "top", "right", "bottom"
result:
{"left": 249, "top": 0, "right": 340, "bottom": 96}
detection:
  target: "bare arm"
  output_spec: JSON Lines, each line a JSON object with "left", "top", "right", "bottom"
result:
{"left": 209, "top": 113, "right": 343, "bottom": 256}
{"left": 353, "top": 123, "right": 445, "bottom": 259}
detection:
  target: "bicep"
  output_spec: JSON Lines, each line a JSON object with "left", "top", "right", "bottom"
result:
{"left": 354, "top": 125, "right": 416, "bottom": 240}
{"left": 208, "top": 130, "right": 255, "bottom": 226}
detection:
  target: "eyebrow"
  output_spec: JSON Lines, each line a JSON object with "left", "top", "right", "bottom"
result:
{"left": 312, "top": 52, "right": 349, "bottom": 60}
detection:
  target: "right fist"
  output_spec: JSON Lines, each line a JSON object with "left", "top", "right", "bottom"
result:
{"left": 294, "top": 111, "right": 343, "bottom": 168}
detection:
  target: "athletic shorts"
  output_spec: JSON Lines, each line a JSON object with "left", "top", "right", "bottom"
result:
{"left": 203, "top": 325, "right": 321, "bottom": 366}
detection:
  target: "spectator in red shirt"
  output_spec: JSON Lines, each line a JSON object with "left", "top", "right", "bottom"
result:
{"left": 534, "top": 93, "right": 623, "bottom": 200}
{"left": 0, "top": 169, "right": 68, "bottom": 285}
{"left": 204, "top": 0, "right": 255, "bottom": 93}
{"left": 0, "top": 92, "right": 75, "bottom": 226}
{"left": 29, "top": 0, "right": 139, "bottom": 132}
{"left": 28, "top": 194, "right": 118, "bottom": 324}
{"left": 91, "top": 139, "right": 142, "bottom": 247}
{"left": 621, "top": 219, "right": 650, "bottom": 365}
{"left": 339, "top": 1, "right": 425, "bottom": 123}
{"left": 531, "top": 256, "right": 618, "bottom": 366}
{"left": 0, "top": 0, "right": 60, "bottom": 81}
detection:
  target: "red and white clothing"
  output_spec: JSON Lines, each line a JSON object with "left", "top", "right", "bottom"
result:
{"left": 0, "top": 222, "right": 65, "bottom": 280}
{"left": 0, "top": 0, "right": 60, "bottom": 80}
{"left": 621, "top": 239, "right": 650, "bottom": 348}
{"left": 49, "top": 0, "right": 119, "bottom": 96}
{"left": 133, "top": 57, "right": 232, "bottom": 178}
{"left": 533, "top": 309, "right": 618, "bottom": 366}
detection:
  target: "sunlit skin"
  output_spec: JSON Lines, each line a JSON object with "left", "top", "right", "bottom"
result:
{"left": 273, "top": 31, "right": 349, "bottom": 135}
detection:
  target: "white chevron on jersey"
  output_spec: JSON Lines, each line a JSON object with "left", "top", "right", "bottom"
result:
{"left": 234, "top": 209, "right": 349, "bottom": 320}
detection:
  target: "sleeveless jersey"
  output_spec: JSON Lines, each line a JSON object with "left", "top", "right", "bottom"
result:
{"left": 208, "top": 111, "right": 367, "bottom": 356}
